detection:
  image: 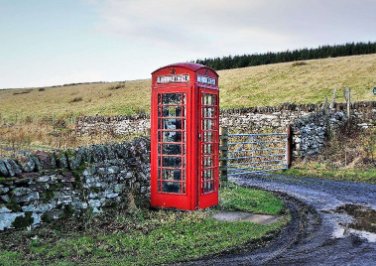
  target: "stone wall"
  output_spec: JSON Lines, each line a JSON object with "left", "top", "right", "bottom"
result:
{"left": 0, "top": 138, "right": 150, "bottom": 231}
{"left": 76, "top": 101, "right": 376, "bottom": 157}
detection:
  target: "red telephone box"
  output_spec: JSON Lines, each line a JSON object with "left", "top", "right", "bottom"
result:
{"left": 150, "top": 63, "right": 219, "bottom": 210}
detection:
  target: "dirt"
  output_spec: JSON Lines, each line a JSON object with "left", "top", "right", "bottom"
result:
{"left": 181, "top": 174, "right": 376, "bottom": 265}
{"left": 212, "top": 212, "right": 282, "bottom": 225}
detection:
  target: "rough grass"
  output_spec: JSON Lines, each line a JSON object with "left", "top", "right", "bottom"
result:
{"left": 0, "top": 183, "right": 287, "bottom": 265}
{"left": 281, "top": 162, "right": 376, "bottom": 184}
{"left": 1, "top": 54, "right": 376, "bottom": 122}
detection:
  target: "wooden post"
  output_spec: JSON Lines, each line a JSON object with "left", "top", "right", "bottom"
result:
{"left": 344, "top": 88, "right": 351, "bottom": 120}
{"left": 286, "top": 125, "right": 292, "bottom": 168}
{"left": 220, "top": 127, "right": 228, "bottom": 182}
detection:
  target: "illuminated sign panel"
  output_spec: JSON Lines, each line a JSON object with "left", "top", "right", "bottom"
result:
{"left": 157, "top": 74, "right": 189, "bottom": 83}
{"left": 197, "top": 75, "right": 216, "bottom": 86}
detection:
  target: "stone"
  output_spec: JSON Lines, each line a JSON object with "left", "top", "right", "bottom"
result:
{"left": 0, "top": 160, "right": 9, "bottom": 177}
{"left": 1, "top": 195, "right": 10, "bottom": 203}
{"left": 0, "top": 212, "right": 24, "bottom": 230}
{"left": 12, "top": 187, "right": 32, "bottom": 197}
{"left": 0, "top": 186, "right": 9, "bottom": 194}
{"left": 3, "top": 159, "right": 22, "bottom": 177}
{"left": 37, "top": 176, "right": 50, "bottom": 183}
{"left": 17, "top": 156, "right": 36, "bottom": 173}
{"left": 17, "top": 192, "right": 40, "bottom": 203}
{"left": 0, "top": 206, "right": 11, "bottom": 213}
{"left": 34, "top": 151, "right": 56, "bottom": 170}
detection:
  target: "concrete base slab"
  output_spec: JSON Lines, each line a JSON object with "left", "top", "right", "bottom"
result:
{"left": 212, "top": 211, "right": 281, "bottom": 225}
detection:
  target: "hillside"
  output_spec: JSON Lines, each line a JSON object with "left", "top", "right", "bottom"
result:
{"left": 1, "top": 54, "right": 376, "bottom": 122}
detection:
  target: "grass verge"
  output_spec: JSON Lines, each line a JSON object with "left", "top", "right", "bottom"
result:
{"left": 0, "top": 183, "right": 287, "bottom": 265}
{"left": 281, "top": 162, "right": 376, "bottom": 184}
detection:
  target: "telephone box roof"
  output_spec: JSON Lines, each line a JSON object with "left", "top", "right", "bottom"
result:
{"left": 152, "top": 63, "right": 218, "bottom": 76}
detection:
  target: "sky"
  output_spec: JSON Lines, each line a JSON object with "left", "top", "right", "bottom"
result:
{"left": 0, "top": 0, "right": 376, "bottom": 88}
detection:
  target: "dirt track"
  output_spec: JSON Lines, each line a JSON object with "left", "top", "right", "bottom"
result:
{"left": 183, "top": 174, "right": 376, "bottom": 265}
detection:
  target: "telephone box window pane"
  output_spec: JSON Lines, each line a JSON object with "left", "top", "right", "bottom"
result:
{"left": 204, "top": 182, "right": 214, "bottom": 192}
{"left": 204, "top": 107, "right": 215, "bottom": 118}
{"left": 204, "top": 144, "right": 212, "bottom": 154}
{"left": 159, "top": 131, "right": 182, "bottom": 142}
{"left": 161, "top": 106, "right": 184, "bottom": 117}
{"left": 204, "top": 132, "right": 213, "bottom": 142}
{"left": 162, "top": 169, "right": 182, "bottom": 181}
{"left": 203, "top": 119, "right": 213, "bottom": 130}
{"left": 162, "top": 118, "right": 184, "bottom": 130}
{"left": 204, "top": 156, "right": 213, "bottom": 167}
{"left": 159, "top": 144, "right": 182, "bottom": 155}
{"left": 162, "top": 182, "right": 181, "bottom": 193}
{"left": 162, "top": 94, "right": 184, "bottom": 105}
{"left": 162, "top": 157, "right": 182, "bottom": 167}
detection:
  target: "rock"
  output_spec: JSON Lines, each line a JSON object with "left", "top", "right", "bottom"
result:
{"left": 0, "top": 206, "right": 11, "bottom": 213}
{"left": 0, "top": 160, "right": 9, "bottom": 177}
{"left": 34, "top": 151, "right": 56, "bottom": 170}
{"left": 17, "top": 156, "right": 36, "bottom": 172}
{"left": 0, "top": 186, "right": 9, "bottom": 194}
{"left": 0, "top": 212, "right": 24, "bottom": 230}
{"left": 37, "top": 176, "right": 50, "bottom": 183}
{"left": 3, "top": 159, "right": 22, "bottom": 177}
{"left": 12, "top": 187, "right": 32, "bottom": 197}
{"left": 17, "top": 192, "right": 40, "bottom": 203}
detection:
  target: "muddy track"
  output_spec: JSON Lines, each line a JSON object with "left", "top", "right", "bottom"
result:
{"left": 180, "top": 175, "right": 376, "bottom": 265}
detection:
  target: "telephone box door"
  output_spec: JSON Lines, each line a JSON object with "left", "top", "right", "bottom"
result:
{"left": 198, "top": 89, "right": 219, "bottom": 208}
{"left": 151, "top": 88, "right": 194, "bottom": 209}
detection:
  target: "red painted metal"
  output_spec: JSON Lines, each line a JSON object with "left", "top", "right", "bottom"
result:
{"left": 150, "top": 63, "right": 219, "bottom": 210}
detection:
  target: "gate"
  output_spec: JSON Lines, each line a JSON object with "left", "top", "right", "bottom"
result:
{"left": 220, "top": 127, "right": 291, "bottom": 179}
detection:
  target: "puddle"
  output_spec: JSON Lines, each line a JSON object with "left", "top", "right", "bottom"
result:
{"left": 336, "top": 204, "right": 376, "bottom": 234}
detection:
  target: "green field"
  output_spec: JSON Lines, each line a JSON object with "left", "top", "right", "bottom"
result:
{"left": 1, "top": 54, "right": 376, "bottom": 122}
{"left": 0, "top": 183, "right": 287, "bottom": 265}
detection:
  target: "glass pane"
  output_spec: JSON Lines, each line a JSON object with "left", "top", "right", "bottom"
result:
{"left": 161, "top": 106, "right": 183, "bottom": 117}
{"left": 159, "top": 131, "right": 182, "bottom": 142}
{"left": 204, "top": 182, "right": 214, "bottom": 192}
{"left": 204, "top": 156, "right": 212, "bottom": 167}
{"left": 162, "top": 169, "right": 182, "bottom": 181}
{"left": 161, "top": 118, "right": 183, "bottom": 130}
{"left": 204, "top": 132, "right": 213, "bottom": 142}
{"left": 204, "top": 107, "right": 215, "bottom": 118}
{"left": 203, "top": 119, "right": 213, "bottom": 130}
{"left": 162, "top": 182, "right": 181, "bottom": 193}
{"left": 159, "top": 144, "right": 182, "bottom": 155}
{"left": 162, "top": 94, "right": 184, "bottom": 105}
{"left": 204, "top": 144, "right": 212, "bottom": 154}
{"left": 162, "top": 157, "right": 182, "bottom": 167}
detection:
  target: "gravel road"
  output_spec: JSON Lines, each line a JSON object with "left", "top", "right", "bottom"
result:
{"left": 183, "top": 174, "right": 376, "bottom": 265}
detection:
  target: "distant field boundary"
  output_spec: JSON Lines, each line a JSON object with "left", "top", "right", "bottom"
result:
{"left": 196, "top": 42, "right": 376, "bottom": 70}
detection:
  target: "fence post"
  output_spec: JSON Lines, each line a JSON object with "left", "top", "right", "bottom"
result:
{"left": 220, "top": 127, "right": 228, "bottom": 182}
{"left": 286, "top": 125, "right": 292, "bottom": 168}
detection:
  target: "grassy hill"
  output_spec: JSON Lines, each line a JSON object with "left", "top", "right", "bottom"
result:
{"left": 1, "top": 54, "right": 376, "bottom": 122}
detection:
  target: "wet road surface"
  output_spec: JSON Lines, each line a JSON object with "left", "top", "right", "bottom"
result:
{"left": 183, "top": 174, "right": 376, "bottom": 265}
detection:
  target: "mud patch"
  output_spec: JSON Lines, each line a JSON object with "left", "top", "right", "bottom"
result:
{"left": 212, "top": 211, "right": 282, "bottom": 225}
{"left": 336, "top": 204, "right": 376, "bottom": 233}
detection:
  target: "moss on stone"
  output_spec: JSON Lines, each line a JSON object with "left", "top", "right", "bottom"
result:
{"left": 6, "top": 199, "right": 22, "bottom": 212}
{"left": 12, "top": 212, "right": 34, "bottom": 229}
{"left": 43, "top": 189, "right": 55, "bottom": 203}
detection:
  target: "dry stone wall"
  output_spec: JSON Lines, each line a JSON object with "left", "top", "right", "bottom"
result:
{"left": 76, "top": 101, "right": 376, "bottom": 158}
{"left": 0, "top": 138, "right": 150, "bottom": 231}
